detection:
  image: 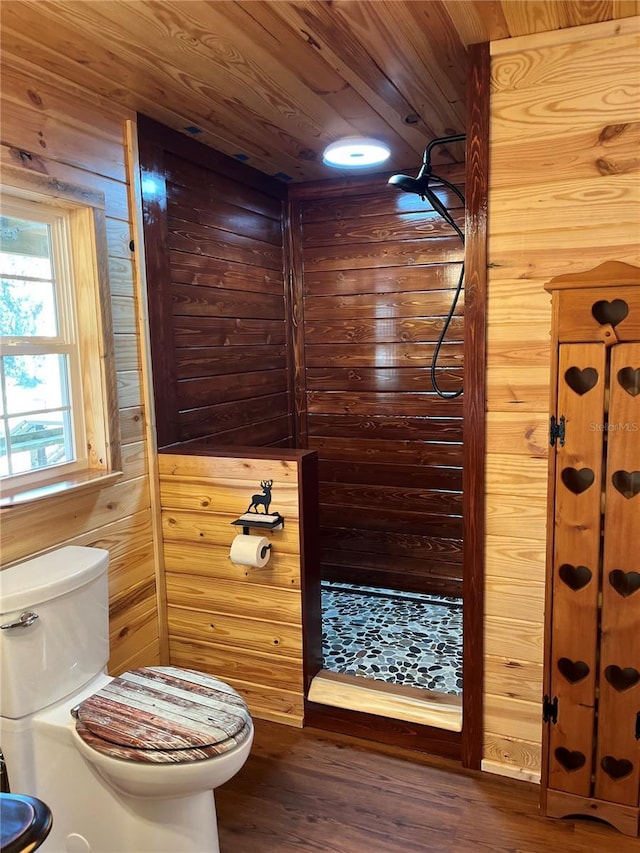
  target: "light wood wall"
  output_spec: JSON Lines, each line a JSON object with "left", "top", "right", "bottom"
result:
{"left": 158, "top": 449, "right": 319, "bottom": 726}
{"left": 0, "top": 56, "right": 161, "bottom": 674}
{"left": 485, "top": 17, "right": 640, "bottom": 780}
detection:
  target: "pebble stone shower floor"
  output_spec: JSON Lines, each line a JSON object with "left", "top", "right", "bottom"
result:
{"left": 321, "top": 582, "right": 463, "bottom": 695}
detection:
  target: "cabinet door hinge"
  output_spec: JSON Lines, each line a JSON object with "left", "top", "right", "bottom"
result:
{"left": 543, "top": 694, "right": 558, "bottom": 724}
{"left": 549, "top": 415, "right": 565, "bottom": 447}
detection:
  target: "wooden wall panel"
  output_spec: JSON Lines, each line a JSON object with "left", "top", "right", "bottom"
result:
{"left": 290, "top": 166, "right": 465, "bottom": 596}
{"left": 3, "top": 4, "right": 638, "bottom": 785}
{"left": 137, "top": 116, "right": 293, "bottom": 450}
{"left": 484, "top": 18, "right": 640, "bottom": 778}
{"left": 0, "top": 58, "right": 160, "bottom": 672}
{"left": 158, "top": 448, "right": 320, "bottom": 726}
{"left": 163, "top": 541, "right": 302, "bottom": 588}
{"left": 482, "top": 734, "right": 542, "bottom": 782}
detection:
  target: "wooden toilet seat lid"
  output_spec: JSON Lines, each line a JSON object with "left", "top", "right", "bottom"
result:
{"left": 74, "top": 666, "right": 251, "bottom": 763}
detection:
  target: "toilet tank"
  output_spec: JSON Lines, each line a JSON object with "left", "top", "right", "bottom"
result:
{"left": 0, "top": 546, "right": 110, "bottom": 719}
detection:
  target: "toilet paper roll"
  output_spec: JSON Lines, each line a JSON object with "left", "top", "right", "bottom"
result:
{"left": 230, "top": 534, "right": 271, "bottom": 568}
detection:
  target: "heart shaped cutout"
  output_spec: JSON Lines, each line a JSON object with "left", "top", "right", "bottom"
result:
{"left": 592, "top": 299, "right": 629, "bottom": 327}
{"left": 612, "top": 470, "right": 640, "bottom": 499}
{"left": 555, "top": 747, "right": 586, "bottom": 772}
{"left": 558, "top": 564, "right": 592, "bottom": 591}
{"left": 564, "top": 366, "right": 598, "bottom": 396}
{"left": 605, "top": 665, "right": 640, "bottom": 692}
{"left": 601, "top": 756, "right": 633, "bottom": 780}
{"left": 618, "top": 367, "right": 640, "bottom": 397}
{"left": 557, "top": 657, "right": 590, "bottom": 684}
{"left": 562, "top": 467, "right": 595, "bottom": 495}
{"left": 609, "top": 569, "right": 640, "bottom": 598}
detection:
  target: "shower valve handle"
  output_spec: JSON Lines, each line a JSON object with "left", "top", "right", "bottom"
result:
{"left": 0, "top": 610, "right": 39, "bottom": 629}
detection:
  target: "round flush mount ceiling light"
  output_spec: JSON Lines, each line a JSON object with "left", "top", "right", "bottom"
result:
{"left": 322, "top": 137, "right": 391, "bottom": 169}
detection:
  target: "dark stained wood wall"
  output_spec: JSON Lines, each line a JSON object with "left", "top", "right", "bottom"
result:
{"left": 137, "top": 115, "right": 293, "bottom": 449}
{"left": 138, "top": 114, "right": 464, "bottom": 596}
{"left": 289, "top": 168, "right": 465, "bottom": 596}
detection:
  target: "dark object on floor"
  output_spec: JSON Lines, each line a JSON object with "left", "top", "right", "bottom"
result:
{"left": 0, "top": 793, "right": 52, "bottom": 853}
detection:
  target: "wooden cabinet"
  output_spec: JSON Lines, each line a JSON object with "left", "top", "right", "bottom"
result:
{"left": 541, "top": 262, "right": 640, "bottom": 836}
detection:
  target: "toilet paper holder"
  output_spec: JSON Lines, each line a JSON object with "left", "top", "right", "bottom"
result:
{"left": 231, "top": 512, "right": 284, "bottom": 537}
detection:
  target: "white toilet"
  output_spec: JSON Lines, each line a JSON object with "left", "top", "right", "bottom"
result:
{"left": 0, "top": 546, "right": 254, "bottom": 852}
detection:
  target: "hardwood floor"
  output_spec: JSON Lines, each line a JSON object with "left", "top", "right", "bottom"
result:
{"left": 216, "top": 720, "right": 639, "bottom": 852}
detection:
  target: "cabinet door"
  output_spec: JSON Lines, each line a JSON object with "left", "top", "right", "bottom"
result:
{"left": 595, "top": 342, "right": 640, "bottom": 806}
{"left": 548, "top": 343, "right": 606, "bottom": 796}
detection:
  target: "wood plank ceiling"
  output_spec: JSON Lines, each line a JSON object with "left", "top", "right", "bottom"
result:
{"left": 1, "top": 0, "right": 637, "bottom": 182}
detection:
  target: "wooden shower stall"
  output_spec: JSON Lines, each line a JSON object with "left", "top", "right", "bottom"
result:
{"left": 138, "top": 114, "right": 465, "bottom": 603}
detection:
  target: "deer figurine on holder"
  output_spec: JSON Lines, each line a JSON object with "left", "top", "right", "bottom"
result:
{"left": 246, "top": 480, "right": 273, "bottom": 515}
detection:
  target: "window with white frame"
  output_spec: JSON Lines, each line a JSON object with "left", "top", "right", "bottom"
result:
{"left": 0, "top": 199, "right": 86, "bottom": 485}
{"left": 0, "top": 187, "right": 121, "bottom": 502}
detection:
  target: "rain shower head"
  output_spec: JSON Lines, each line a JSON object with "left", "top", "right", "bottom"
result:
{"left": 387, "top": 172, "right": 429, "bottom": 195}
{"left": 387, "top": 132, "right": 466, "bottom": 231}
{"left": 387, "top": 132, "right": 465, "bottom": 203}
{"left": 388, "top": 171, "right": 452, "bottom": 222}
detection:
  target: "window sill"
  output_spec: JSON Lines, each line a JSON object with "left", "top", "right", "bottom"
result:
{"left": 0, "top": 469, "right": 123, "bottom": 508}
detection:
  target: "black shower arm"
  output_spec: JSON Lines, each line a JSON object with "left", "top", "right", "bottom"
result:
{"left": 421, "top": 133, "right": 466, "bottom": 174}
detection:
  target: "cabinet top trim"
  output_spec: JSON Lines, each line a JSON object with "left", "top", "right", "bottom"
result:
{"left": 544, "top": 261, "right": 640, "bottom": 292}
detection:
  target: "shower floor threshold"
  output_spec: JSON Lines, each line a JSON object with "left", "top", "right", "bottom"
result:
{"left": 308, "top": 669, "right": 462, "bottom": 732}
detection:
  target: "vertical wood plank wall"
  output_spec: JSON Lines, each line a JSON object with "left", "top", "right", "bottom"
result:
{"left": 484, "top": 17, "right": 640, "bottom": 779}
{"left": 137, "top": 117, "right": 293, "bottom": 450}
{"left": 0, "top": 58, "right": 161, "bottom": 672}
{"left": 158, "top": 448, "right": 320, "bottom": 726}
{"left": 289, "top": 170, "right": 465, "bottom": 597}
